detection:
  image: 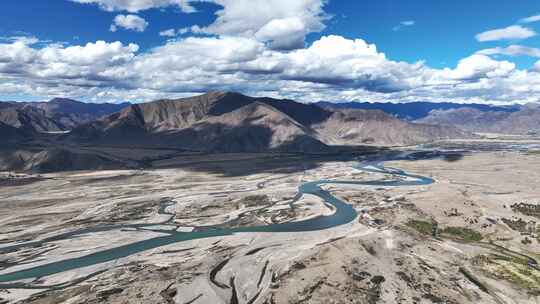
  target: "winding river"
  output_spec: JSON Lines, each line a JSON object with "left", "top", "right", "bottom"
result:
{"left": 0, "top": 158, "right": 434, "bottom": 289}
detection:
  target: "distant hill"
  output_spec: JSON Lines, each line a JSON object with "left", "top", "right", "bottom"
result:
{"left": 0, "top": 103, "right": 65, "bottom": 132}
{"left": 312, "top": 109, "right": 468, "bottom": 146}
{"left": 417, "top": 103, "right": 540, "bottom": 135}
{"left": 70, "top": 92, "right": 470, "bottom": 152}
{"left": 32, "top": 98, "right": 130, "bottom": 128}
{"left": 0, "top": 98, "right": 130, "bottom": 132}
{"left": 315, "top": 101, "right": 520, "bottom": 121}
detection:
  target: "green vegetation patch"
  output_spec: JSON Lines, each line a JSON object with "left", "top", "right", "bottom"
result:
{"left": 405, "top": 219, "right": 434, "bottom": 235}
{"left": 511, "top": 202, "right": 540, "bottom": 219}
{"left": 492, "top": 261, "right": 540, "bottom": 292}
{"left": 473, "top": 254, "right": 540, "bottom": 293}
{"left": 441, "top": 226, "right": 483, "bottom": 242}
{"left": 405, "top": 220, "right": 484, "bottom": 242}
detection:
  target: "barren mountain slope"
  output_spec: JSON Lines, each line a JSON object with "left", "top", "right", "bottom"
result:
{"left": 0, "top": 103, "right": 66, "bottom": 132}
{"left": 417, "top": 104, "right": 540, "bottom": 134}
{"left": 0, "top": 98, "right": 130, "bottom": 132}
{"left": 71, "top": 95, "right": 328, "bottom": 152}
{"left": 69, "top": 92, "right": 474, "bottom": 151}
{"left": 314, "top": 109, "right": 470, "bottom": 146}
{"left": 182, "top": 101, "right": 328, "bottom": 152}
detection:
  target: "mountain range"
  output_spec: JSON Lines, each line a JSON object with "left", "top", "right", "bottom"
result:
{"left": 67, "top": 92, "right": 468, "bottom": 152}
{"left": 4, "top": 91, "right": 538, "bottom": 173}
{"left": 0, "top": 98, "right": 130, "bottom": 133}
{"left": 316, "top": 101, "right": 520, "bottom": 121}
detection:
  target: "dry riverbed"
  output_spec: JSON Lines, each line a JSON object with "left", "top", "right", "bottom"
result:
{"left": 0, "top": 152, "right": 539, "bottom": 303}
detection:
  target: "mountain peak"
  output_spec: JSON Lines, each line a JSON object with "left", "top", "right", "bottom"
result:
{"left": 203, "top": 91, "right": 246, "bottom": 99}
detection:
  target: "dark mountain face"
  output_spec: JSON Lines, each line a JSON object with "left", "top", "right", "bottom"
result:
{"left": 316, "top": 101, "right": 520, "bottom": 121}
{"left": 69, "top": 92, "right": 471, "bottom": 152}
{"left": 0, "top": 121, "right": 30, "bottom": 145}
{"left": 417, "top": 104, "right": 540, "bottom": 135}
{"left": 258, "top": 98, "right": 332, "bottom": 126}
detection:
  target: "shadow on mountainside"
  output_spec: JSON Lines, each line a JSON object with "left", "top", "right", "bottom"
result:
{"left": 164, "top": 148, "right": 468, "bottom": 177}
{"left": 67, "top": 118, "right": 328, "bottom": 153}
{"left": 150, "top": 148, "right": 388, "bottom": 177}
{"left": 1, "top": 118, "right": 467, "bottom": 176}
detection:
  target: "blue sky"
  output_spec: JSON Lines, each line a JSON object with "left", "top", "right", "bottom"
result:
{"left": 326, "top": 1, "right": 540, "bottom": 68}
{"left": 1, "top": 0, "right": 540, "bottom": 104}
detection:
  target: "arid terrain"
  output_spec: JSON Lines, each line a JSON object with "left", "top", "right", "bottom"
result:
{"left": 0, "top": 137, "right": 539, "bottom": 304}
{"left": 3, "top": 1, "right": 540, "bottom": 303}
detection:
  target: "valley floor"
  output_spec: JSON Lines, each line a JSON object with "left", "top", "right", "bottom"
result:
{"left": 0, "top": 148, "right": 539, "bottom": 303}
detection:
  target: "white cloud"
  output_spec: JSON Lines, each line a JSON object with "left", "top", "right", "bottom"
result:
{"left": 266, "top": 35, "right": 424, "bottom": 92}
{"left": 5, "top": 33, "right": 540, "bottom": 105}
{"left": 159, "top": 28, "right": 176, "bottom": 37}
{"left": 178, "top": 25, "right": 205, "bottom": 35}
{"left": 0, "top": 38, "right": 139, "bottom": 98}
{"left": 519, "top": 14, "right": 540, "bottom": 24}
{"left": 69, "top": 0, "right": 195, "bottom": 13}
{"left": 440, "top": 54, "right": 515, "bottom": 80}
{"left": 0, "top": 37, "right": 39, "bottom": 64}
{"left": 475, "top": 25, "right": 536, "bottom": 42}
{"left": 177, "top": 27, "right": 190, "bottom": 34}
{"left": 159, "top": 26, "right": 203, "bottom": 37}
{"left": 254, "top": 17, "right": 308, "bottom": 50}
{"left": 477, "top": 45, "right": 540, "bottom": 58}
{"left": 534, "top": 60, "right": 540, "bottom": 72}
{"left": 393, "top": 20, "right": 415, "bottom": 31}
{"left": 198, "top": 0, "right": 327, "bottom": 50}
{"left": 110, "top": 14, "right": 148, "bottom": 32}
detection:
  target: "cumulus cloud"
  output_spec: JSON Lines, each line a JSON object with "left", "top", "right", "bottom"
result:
{"left": 69, "top": 0, "right": 196, "bottom": 13}
{"left": 0, "top": 38, "right": 139, "bottom": 99}
{"left": 475, "top": 25, "right": 536, "bottom": 42}
{"left": 439, "top": 54, "right": 515, "bottom": 80}
{"left": 269, "top": 35, "right": 424, "bottom": 92}
{"left": 4, "top": 32, "right": 540, "bottom": 105}
{"left": 70, "top": 0, "right": 327, "bottom": 53}
{"left": 198, "top": 0, "right": 327, "bottom": 50}
{"left": 477, "top": 45, "right": 540, "bottom": 58}
{"left": 519, "top": 14, "right": 540, "bottom": 24}
{"left": 110, "top": 14, "right": 148, "bottom": 32}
